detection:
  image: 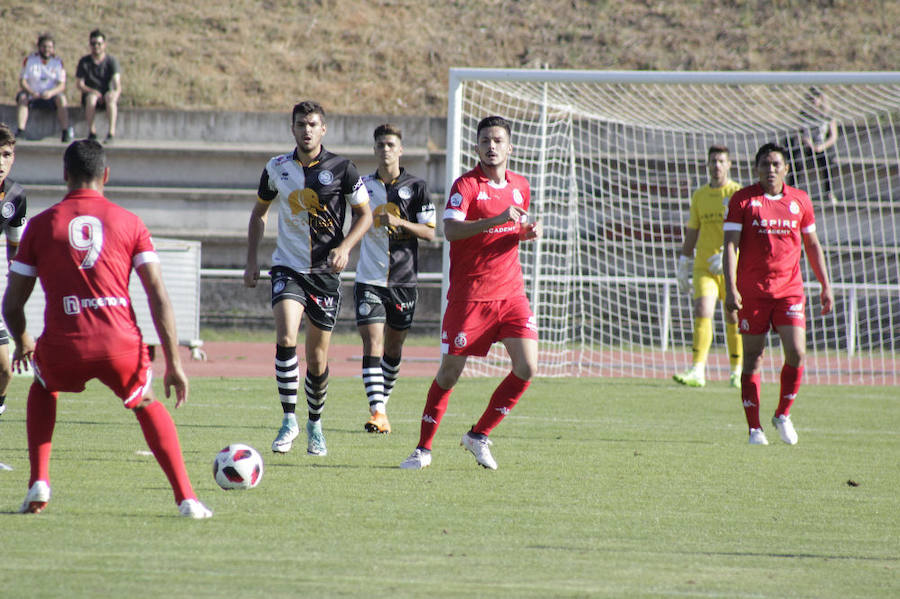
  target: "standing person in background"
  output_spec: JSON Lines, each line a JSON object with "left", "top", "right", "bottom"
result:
{"left": 723, "top": 142, "right": 834, "bottom": 446}
{"left": 244, "top": 101, "right": 372, "bottom": 456}
{"left": 673, "top": 145, "right": 743, "bottom": 389}
{"left": 790, "top": 86, "right": 839, "bottom": 204}
{"left": 400, "top": 115, "right": 542, "bottom": 471}
{"left": 75, "top": 29, "right": 122, "bottom": 144}
{"left": 15, "top": 33, "right": 75, "bottom": 142}
{"left": 355, "top": 124, "right": 435, "bottom": 434}
{"left": 2, "top": 139, "right": 211, "bottom": 518}
{"left": 0, "top": 124, "right": 28, "bottom": 417}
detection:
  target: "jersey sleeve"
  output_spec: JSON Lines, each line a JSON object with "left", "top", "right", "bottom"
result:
{"left": 799, "top": 192, "right": 816, "bottom": 233}
{"left": 342, "top": 162, "right": 369, "bottom": 207}
{"left": 414, "top": 182, "right": 436, "bottom": 227}
{"left": 257, "top": 165, "right": 277, "bottom": 202}
{"left": 444, "top": 177, "right": 471, "bottom": 222}
{"left": 686, "top": 190, "right": 700, "bottom": 229}
{"left": 723, "top": 191, "right": 745, "bottom": 232}
{"left": 75, "top": 56, "right": 87, "bottom": 80}
{"left": 9, "top": 215, "right": 40, "bottom": 277}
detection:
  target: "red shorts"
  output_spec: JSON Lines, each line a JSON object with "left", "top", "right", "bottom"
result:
{"left": 441, "top": 296, "right": 537, "bottom": 356}
{"left": 33, "top": 342, "right": 153, "bottom": 409}
{"left": 738, "top": 295, "right": 806, "bottom": 335}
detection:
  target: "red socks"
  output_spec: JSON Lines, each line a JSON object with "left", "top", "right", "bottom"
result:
{"left": 740, "top": 373, "right": 762, "bottom": 430}
{"left": 741, "top": 365, "right": 803, "bottom": 429}
{"left": 473, "top": 372, "right": 530, "bottom": 436}
{"left": 777, "top": 364, "right": 803, "bottom": 417}
{"left": 417, "top": 380, "right": 452, "bottom": 450}
{"left": 134, "top": 400, "right": 195, "bottom": 504}
{"left": 26, "top": 383, "right": 58, "bottom": 487}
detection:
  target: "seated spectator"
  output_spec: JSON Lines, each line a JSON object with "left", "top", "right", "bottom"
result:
{"left": 16, "top": 33, "right": 74, "bottom": 142}
{"left": 75, "top": 29, "right": 121, "bottom": 144}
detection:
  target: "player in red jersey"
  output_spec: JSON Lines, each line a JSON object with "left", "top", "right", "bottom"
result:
{"left": 400, "top": 116, "right": 542, "bottom": 470}
{"left": 723, "top": 142, "right": 834, "bottom": 446}
{"left": 2, "top": 140, "right": 212, "bottom": 518}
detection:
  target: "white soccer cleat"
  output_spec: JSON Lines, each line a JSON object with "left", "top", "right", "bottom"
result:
{"left": 772, "top": 414, "right": 799, "bottom": 445}
{"left": 19, "top": 480, "right": 51, "bottom": 514}
{"left": 178, "top": 498, "right": 213, "bottom": 519}
{"left": 399, "top": 448, "right": 432, "bottom": 470}
{"left": 461, "top": 431, "right": 498, "bottom": 470}
{"left": 271, "top": 414, "right": 300, "bottom": 453}
{"left": 748, "top": 428, "right": 769, "bottom": 445}
{"left": 0, "top": 403, "right": 6, "bottom": 416}
{"left": 306, "top": 419, "right": 327, "bottom": 456}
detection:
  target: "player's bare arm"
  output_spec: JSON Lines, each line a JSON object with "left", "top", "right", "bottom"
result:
{"left": 244, "top": 199, "right": 270, "bottom": 288}
{"left": 378, "top": 212, "right": 436, "bottom": 241}
{"left": 328, "top": 200, "right": 373, "bottom": 273}
{"left": 444, "top": 205, "right": 528, "bottom": 241}
{"left": 802, "top": 231, "right": 834, "bottom": 315}
{"left": 1, "top": 271, "right": 36, "bottom": 373}
{"left": 722, "top": 230, "right": 742, "bottom": 312}
{"left": 137, "top": 261, "right": 189, "bottom": 408}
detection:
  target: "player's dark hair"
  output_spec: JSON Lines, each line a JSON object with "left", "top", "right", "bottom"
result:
{"left": 37, "top": 33, "right": 54, "bottom": 48}
{"left": 292, "top": 101, "right": 326, "bottom": 124}
{"left": 0, "top": 123, "right": 16, "bottom": 147}
{"left": 755, "top": 142, "right": 788, "bottom": 166}
{"left": 476, "top": 116, "right": 512, "bottom": 139}
{"left": 374, "top": 123, "right": 402, "bottom": 140}
{"left": 708, "top": 144, "right": 729, "bottom": 159}
{"left": 89, "top": 29, "right": 105, "bottom": 42}
{"left": 64, "top": 140, "right": 106, "bottom": 182}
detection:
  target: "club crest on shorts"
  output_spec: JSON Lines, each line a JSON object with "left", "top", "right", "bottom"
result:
{"left": 358, "top": 302, "right": 372, "bottom": 316}
{"left": 454, "top": 332, "right": 468, "bottom": 348}
{"left": 273, "top": 279, "right": 286, "bottom": 294}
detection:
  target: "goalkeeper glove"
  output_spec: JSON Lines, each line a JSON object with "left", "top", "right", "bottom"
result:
{"left": 676, "top": 255, "right": 692, "bottom": 294}
{"left": 707, "top": 250, "right": 723, "bottom": 275}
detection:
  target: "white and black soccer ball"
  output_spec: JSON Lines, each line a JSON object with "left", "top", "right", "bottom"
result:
{"left": 212, "top": 444, "right": 264, "bottom": 490}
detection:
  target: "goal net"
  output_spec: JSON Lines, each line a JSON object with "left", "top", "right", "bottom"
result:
{"left": 445, "top": 69, "right": 900, "bottom": 385}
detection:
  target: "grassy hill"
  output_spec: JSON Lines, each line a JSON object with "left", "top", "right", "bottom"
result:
{"left": 1, "top": 1, "right": 897, "bottom": 116}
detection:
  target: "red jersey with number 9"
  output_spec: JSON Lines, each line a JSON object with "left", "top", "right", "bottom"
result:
{"left": 444, "top": 164, "right": 531, "bottom": 302}
{"left": 10, "top": 189, "right": 158, "bottom": 359}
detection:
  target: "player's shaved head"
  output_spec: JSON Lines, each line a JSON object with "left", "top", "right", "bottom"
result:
{"left": 64, "top": 140, "right": 107, "bottom": 183}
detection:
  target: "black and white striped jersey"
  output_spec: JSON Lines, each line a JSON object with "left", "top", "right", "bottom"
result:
{"left": 258, "top": 147, "right": 370, "bottom": 274}
{"left": 356, "top": 169, "right": 435, "bottom": 287}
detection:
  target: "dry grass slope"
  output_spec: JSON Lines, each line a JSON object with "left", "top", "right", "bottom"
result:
{"left": 1, "top": 0, "right": 897, "bottom": 116}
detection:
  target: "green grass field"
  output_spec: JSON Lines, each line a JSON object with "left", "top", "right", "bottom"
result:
{"left": 0, "top": 375, "right": 897, "bottom": 598}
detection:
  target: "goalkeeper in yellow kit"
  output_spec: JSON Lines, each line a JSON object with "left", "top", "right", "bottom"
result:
{"left": 674, "top": 145, "right": 743, "bottom": 388}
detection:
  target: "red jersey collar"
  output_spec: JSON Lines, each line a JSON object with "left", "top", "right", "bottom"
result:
{"left": 63, "top": 188, "right": 106, "bottom": 201}
{"left": 473, "top": 163, "right": 511, "bottom": 184}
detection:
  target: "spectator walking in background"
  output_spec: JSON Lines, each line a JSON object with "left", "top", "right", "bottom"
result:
{"left": 790, "top": 86, "right": 839, "bottom": 204}
{"left": 0, "top": 124, "right": 28, "bottom": 418}
{"left": 244, "top": 101, "right": 372, "bottom": 456}
{"left": 76, "top": 29, "right": 121, "bottom": 144}
{"left": 354, "top": 124, "right": 436, "bottom": 434}
{"left": 15, "top": 33, "right": 74, "bottom": 142}
{"left": 400, "top": 115, "right": 542, "bottom": 471}
{"left": 673, "top": 145, "right": 743, "bottom": 389}
{"left": 2, "top": 139, "right": 211, "bottom": 518}
{"left": 723, "top": 142, "right": 833, "bottom": 446}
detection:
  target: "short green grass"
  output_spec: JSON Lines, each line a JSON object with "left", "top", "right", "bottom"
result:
{"left": 0, "top": 375, "right": 897, "bottom": 598}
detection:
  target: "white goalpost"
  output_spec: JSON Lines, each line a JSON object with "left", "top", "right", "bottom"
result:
{"left": 445, "top": 69, "right": 900, "bottom": 385}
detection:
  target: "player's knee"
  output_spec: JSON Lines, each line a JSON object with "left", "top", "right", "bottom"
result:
{"left": 511, "top": 360, "right": 537, "bottom": 381}
{"left": 16, "top": 91, "right": 29, "bottom": 106}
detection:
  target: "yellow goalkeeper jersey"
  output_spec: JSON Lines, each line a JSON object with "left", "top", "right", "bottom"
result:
{"left": 686, "top": 179, "right": 742, "bottom": 267}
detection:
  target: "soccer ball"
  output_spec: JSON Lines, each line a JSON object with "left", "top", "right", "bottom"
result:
{"left": 212, "top": 444, "right": 264, "bottom": 490}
